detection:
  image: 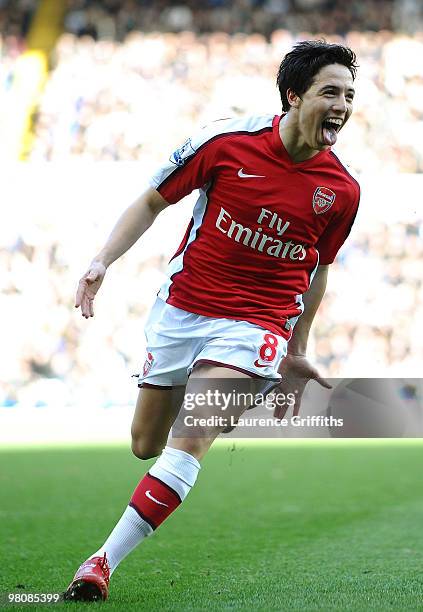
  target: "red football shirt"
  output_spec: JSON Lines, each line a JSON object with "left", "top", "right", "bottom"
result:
{"left": 149, "top": 115, "right": 360, "bottom": 339}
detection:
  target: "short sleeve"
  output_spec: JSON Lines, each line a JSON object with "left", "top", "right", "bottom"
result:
{"left": 315, "top": 189, "right": 360, "bottom": 264}
{"left": 149, "top": 130, "right": 219, "bottom": 205}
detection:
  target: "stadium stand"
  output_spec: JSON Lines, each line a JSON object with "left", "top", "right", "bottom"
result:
{"left": 61, "top": 0, "right": 407, "bottom": 39}
{"left": 27, "top": 28, "right": 423, "bottom": 172}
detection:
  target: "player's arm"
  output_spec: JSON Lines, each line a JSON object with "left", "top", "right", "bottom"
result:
{"left": 275, "top": 265, "right": 331, "bottom": 418}
{"left": 95, "top": 188, "right": 168, "bottom": 267}
{"left": 75, "top": 123, "right": 221, "bottom": 319}
{"left": 75, "top": 188, "right": 169, "bottom": 318}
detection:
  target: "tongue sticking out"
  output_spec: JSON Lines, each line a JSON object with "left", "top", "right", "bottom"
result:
{"left": 323, "top": 125, "right": 337, "bottom": 146}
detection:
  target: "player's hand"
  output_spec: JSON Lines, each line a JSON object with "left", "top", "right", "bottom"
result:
{"left": 273, "top": 353, "right": 332, "bottom": 419}
{"left": 75, "top": 261, "right": 107, "bottom": 318}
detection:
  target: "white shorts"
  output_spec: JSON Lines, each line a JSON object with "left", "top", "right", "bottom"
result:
{"left": 138, "top": 298, "right": 287, "bottom": 388}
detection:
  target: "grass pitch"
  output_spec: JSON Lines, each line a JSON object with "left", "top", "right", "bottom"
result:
{"left": 1, "top": 441, "right": 423, "bottom": 611}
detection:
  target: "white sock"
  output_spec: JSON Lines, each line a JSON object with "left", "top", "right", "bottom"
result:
{"left": 91, "top": 446, "right": 201, "bottom": 574}
{"left": 149, "top": 445, "right": 200, "bottom": 499}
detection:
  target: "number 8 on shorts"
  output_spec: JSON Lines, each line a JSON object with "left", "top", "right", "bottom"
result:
{"left": 255, "top": 333, "right": 278, "bottom": 366}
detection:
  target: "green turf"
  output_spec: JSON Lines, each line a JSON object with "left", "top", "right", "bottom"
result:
{"left": 1, "top": 441, "right": 423, "bottom": 611}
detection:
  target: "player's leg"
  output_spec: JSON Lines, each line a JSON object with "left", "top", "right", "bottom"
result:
{"left": 65, "top": 299, "right": 201, "bottom": 600}
{"left": 65, "top": 367, "right": 262, "bottom": 602}
{"left": 114, "top": 365, "right": 264, "bottom": 592}
{"left": 93, "top": 375, "right": 225, "bottom": 577}
{"left": 130, "top": 324, "right": 287, "bottom": 564}
{"left": 130, "top": 385, "right": 185, "bottom": 459}
{"left": 65, "top": 385, "right": 185, "bottom": 602}
{"left": 169, "top": 363, "right": 265, "bottom": 459}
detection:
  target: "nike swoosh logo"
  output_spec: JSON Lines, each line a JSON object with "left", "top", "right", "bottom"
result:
{"left": 238, "top": 168, "right": 266, "bottom": 178}
{"left": 145, "top": 490, "right": 169, "bottom": 507}
{"left": 254, "top": 359, "right": 268, "bottom": 368}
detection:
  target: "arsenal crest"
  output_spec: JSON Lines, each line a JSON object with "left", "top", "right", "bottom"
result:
{"left": 313, "top": 186, "right": 336, "bottom": 214}
{"left": 143, "top": 352, "right": 154, "bottom": 377}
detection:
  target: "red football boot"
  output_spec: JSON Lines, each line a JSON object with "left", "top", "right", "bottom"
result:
{"left": 64, "top": 553, "right": 110, "bottom": 602}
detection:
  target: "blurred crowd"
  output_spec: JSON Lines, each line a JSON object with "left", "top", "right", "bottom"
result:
{"left": 27, "top": 29, "right": 423, "bottom": 173}
{"left": 3, "top": 0, "right": 423, "bottom": 42}
{"left": 0, "top": 0, "right": 37, "bottom": 39}
{"left": 0, "top": 0, "right": 35, "bottom": 100}
{"left": 1, "top": 0, "right": 423, "bottom": 172}
{"left": 0, "top": 236, "right": 165, "bottom": 409}
{"left": 0, "top": 31, "right": 24, "bottom": 116}
{"left": 314, "top": 220, "right": 422, "bottom": 378}
{"left": 62, "top": 0, "right": 400, "bottom": 40}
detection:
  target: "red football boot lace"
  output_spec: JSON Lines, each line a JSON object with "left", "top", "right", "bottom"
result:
{"left": 99, "top": 553, "right": 110, "bottom": 584}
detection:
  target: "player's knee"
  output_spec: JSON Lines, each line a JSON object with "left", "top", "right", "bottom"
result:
{"left": 131, "top": 436, "right": 163, "bottom": 460}
{"left": 172, "top": 438, "right": 210, "bottom": 461}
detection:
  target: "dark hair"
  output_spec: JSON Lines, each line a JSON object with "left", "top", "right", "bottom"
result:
{"left": 276, "top": 40, "right": 358, "bottom": 112}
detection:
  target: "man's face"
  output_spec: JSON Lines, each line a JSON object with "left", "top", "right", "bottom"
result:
{"left": 289, "top": 63, "right": 355, "bottom": 151}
